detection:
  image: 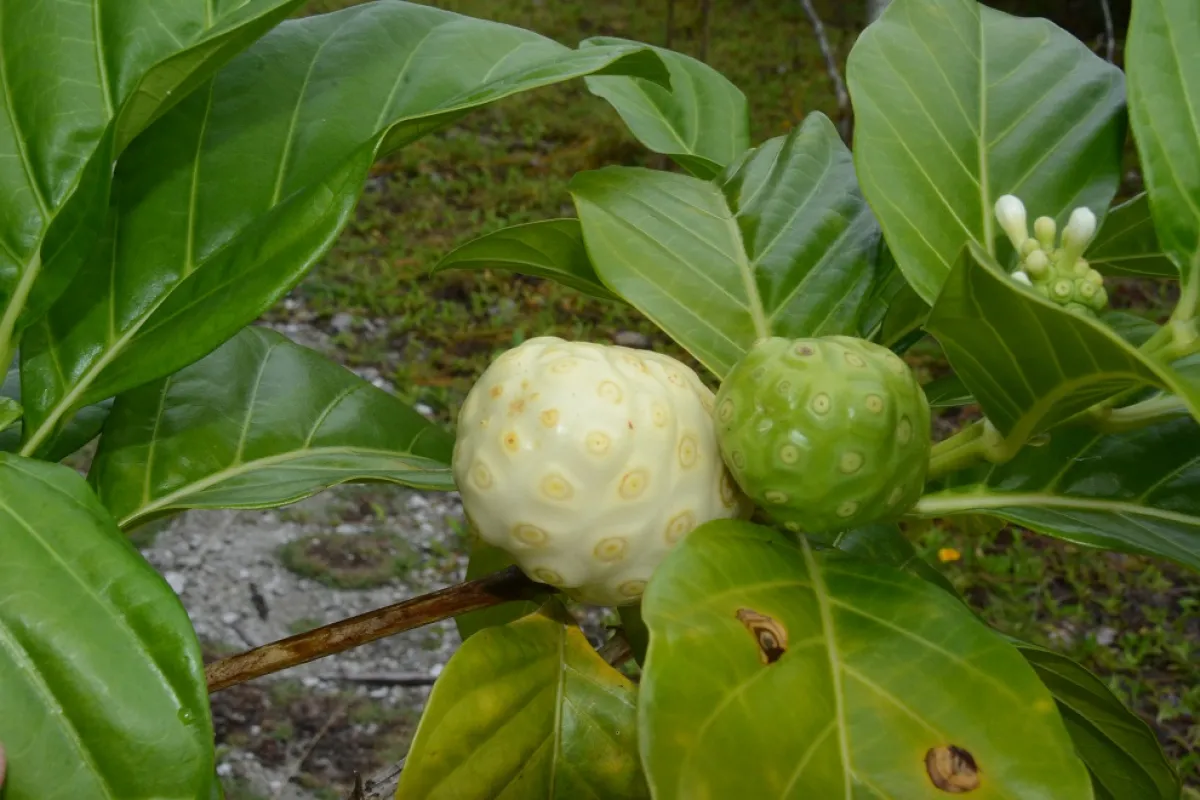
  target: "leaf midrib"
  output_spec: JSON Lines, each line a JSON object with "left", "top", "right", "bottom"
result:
{"left": 914, "top": 491, "right": 1200, "bottom": 527}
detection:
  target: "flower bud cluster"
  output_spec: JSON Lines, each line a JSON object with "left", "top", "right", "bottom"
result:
{"left": 994, "top": 195, "right": 1107, "bottom": 315}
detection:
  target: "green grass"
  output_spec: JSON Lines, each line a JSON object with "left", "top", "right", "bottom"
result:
{"left": 280, "top": 0, "right": 1198, "bottom": 787}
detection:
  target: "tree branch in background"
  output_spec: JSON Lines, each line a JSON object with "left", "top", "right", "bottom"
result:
{"left": 698, "top": 0, "right": 713, "bottom": 63}
{"left": 799, "top": 0, "right": 852, "bottom": 142}
{"left": 665, "top": 0, "right": 675, "bottom": 49}
{"left": 205, "top": 566, "right": 544, "bottom": 693}
{"left": 1099, "top": 0, "right": 1116, "bottom": 62}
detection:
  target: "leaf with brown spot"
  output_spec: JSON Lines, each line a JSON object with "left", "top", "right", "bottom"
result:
{"left": 926, "top": 745, "right": 981, "bottom": 794}
{"left": 637, "top": 520, "right": 1092, "bottom": 799}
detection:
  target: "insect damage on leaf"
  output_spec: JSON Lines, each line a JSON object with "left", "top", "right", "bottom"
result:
{"left": 925, "top": 745, "right": 981, "bottom": 793}
{"left": 735, "top": 607, "right": 787, "bottom": 664}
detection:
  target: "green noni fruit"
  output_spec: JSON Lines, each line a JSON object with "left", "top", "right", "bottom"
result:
{"left": 714, "top": 335, "right": 931, "bottom": 535}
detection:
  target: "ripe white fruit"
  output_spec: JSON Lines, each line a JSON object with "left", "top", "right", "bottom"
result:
{"left": 452, "top": 336, "right": 746, "bottom": 606}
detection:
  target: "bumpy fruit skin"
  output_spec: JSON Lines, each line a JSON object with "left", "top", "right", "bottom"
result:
{"left": 452, "top": 336, "right": 746, "bottom": 606}
{"left": 714, "top": 335, "right": 931, "bottom": 535}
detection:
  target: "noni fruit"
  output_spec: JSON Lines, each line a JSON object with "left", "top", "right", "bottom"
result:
{"left": 452, "top": 336, "right": 746, "bottom": 606}
{"left": 994, "top": 194, "right": 1107, "bottom": 316}
{"left": 714, "top": 335, "right": 931, "bottom": 535}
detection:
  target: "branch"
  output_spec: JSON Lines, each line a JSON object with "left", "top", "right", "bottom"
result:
{"left": 206, "top": 566, "right": 543, "bottom": 693}
{"left": 799, "top": 0, "right": 851, "bottom": 142}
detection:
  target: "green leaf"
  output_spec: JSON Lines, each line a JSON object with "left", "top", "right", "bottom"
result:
{"left": 89, "top": 326, "right": 454, "bottom": 531}
{"left": 922, "top": 373, "right": 974, "bottom": 408}
{"left": 0, "top": 455, "right": 213, "bottom": 798}
{"left": 639, "top": 520, "right": 1091, "bottom": 798}
{"left": 915, "top": 416, "right": 1200, "bottom": 573}
{"left": 454, "top": 537, "right": 550, "bottom": 642}
{"left": 1127, "top": 0, "right": 1200, "bottom": 313}
{"left": 878, "top": 280, "right": 930, "bottom": 348}
{"left": 1101, "top": 310, "right": 1162, "bottom": 348}
{"left": 19, "top": 2, "right": 666, "bottom": 458}
{"left": 847, "top": 0, "right": 1126, "bottom": 303}
{"left": 397, "top": 602, "right": 648, "bottom": 800}
{"left": 0, "top": 0, "right": 304, "bottom": 342}
{"left": 433, "top": 219, "right": 620, "bottom": 301}
{"left": 582, "top": 36, "right": 750, "bottom": 178}
{"left": 570, "top": 112, "right": 882, "bottom": 379}
{"left": 1016, "top": 641, "right": 1181, "bottom": 799}
{"left": 617, "top": 603, "right": 650, "bottom": 667}
{"left": 1087, "top": 194, "right": 1180, "bottom": 279}
{"left": 831, "top": 522, "right": 959, "bottom": 598}
{"left": 926, "top": 243, "right": 1197, "bottom": 440}
{"left": 0, "top": 363, "right": 112, "bottom": 462}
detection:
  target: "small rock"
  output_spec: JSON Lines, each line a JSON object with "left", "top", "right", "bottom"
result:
{"left": 221, "top": 612, "right": 240, "bottom": 625}
{"left": 415, "top": 403, "right": 435, "bottom": 418}
{"left": 302, "top": 676, "right": 322, "bottom": 688}
{"left": 369, "top": 687, "right": 390, "bottom": 699}
{"left": 216, "top": 763, "right": 234, "bottom": 778}
{"left": 330, "top": 312, "right": 354, "bottom": 333}
{"left": 164, "top": 571, "right": 187, "bottom": 594}
{"left": 1095, "top": 626, "right": 1117, "bottom": 646}
{"left": 613, "top": 330, "right": 651, "bottom": 349}
{"left": 430, "top": 663, "right": 444, "bottom": 678}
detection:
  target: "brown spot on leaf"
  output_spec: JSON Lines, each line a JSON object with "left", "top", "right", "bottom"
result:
{"left": 925, "top": 745, "right": 980, "bottom": 793}
{"left": 735, "top": 608, "right": 787, "bottom": 664}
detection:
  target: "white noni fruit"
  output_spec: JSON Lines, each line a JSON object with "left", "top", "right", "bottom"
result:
{"left": 453, "top": 336, "right": 746, "bottom": 606}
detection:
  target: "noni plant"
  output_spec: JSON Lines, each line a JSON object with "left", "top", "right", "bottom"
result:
{"left": 0, "top": 0, "right": 1197, "bottom": 799}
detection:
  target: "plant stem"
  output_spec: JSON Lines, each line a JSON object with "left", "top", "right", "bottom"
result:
{"left": 0, "top": 252, "right": 40, "bottom": 378}
{"left": 1086, "top": 393, "right": 1189, "bottom": 433}
{"left": 926, "top": 419, "right": 1023, "bottom": 482}
{"left": 205, "top": 566, "right": 543, "bottom": 693}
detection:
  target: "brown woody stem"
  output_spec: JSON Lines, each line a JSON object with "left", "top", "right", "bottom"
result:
{"left": 206, "top": 566, "right": 543, "bottom": 693}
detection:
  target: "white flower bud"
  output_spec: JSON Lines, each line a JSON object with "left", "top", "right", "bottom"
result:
{"left": 1024, "top": 249, "right": 1050, "bottom": 278}
{"left": 1020, "top": 238, "right": 1041, "bottom": 257}
{"left": 1034, "top": 216, "right": 1057, "bottom": 250}
{"left": 994, "top": 195, "right": 1028, "bottom": 250}
{"left": 1061, "top": 206, "right": 1098, "bottom": 264}
{"left": 1011, "top": 270, "right": 1032, "bottom": 286}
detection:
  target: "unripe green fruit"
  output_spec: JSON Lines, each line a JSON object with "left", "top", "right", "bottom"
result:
{"left": 713, "top": 336, "right": 932, "bottom": 536}
{"left": 452, "top": 336, "right": 747, "bottom": 606}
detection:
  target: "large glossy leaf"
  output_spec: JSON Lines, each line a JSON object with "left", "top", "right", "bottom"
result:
{"left": 433, "top": 219, "right": 619, "bottom": 301}
{"left": 922, "top": 373, "right": 974, "bottom": 408}
{"left": 0, "top": 454, "right": 212, "bottom": 799}
{"left": 1087, "top": 194, "right": 1179, "bottom": 279}
{"left": 582, "top": 36, "right": 750, "bottom": 178}
{"left": 89, "top": 326, "right": 453, "bottom": 531}
{"left": 1126, "top": 0, "right": 1200, "bottom": 311}
{"left": 1016, "top": 642, "right": 1180, "bottom": 800}
{"left": 396, "top": 602, "right": 648, "bottom": 800}
{"left": 639, "top": 520, "right": 1091, "bottom": 799}
{"left": 570, "top": 112, "right": 881, "bottom": 379}
{"left": 0, "top": 363, "right": 111, "bottom": 461}
{"left": 0, "top": 0, "right": 305, "bottom": 344}
{"left": 18, "top": 1, "right": 666, "bottom": 457}
{"left": 831, "top": 523, "right": 958, "bottom": 597}
{"left": 926, "top": 244, "right": 1196, "bottom": 441}
{"left": 915, "top": 416, "right": 1200, "bottom": 572}
{"left": 847, "top": 0, "right": 1126, "bottom": 303}
{"left": 454, "top": 537, "right": 551, "bottom": 643}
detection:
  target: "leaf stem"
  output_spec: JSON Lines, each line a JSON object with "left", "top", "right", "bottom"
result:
{"left": 0, "top": 252, "right": 40, "bottom": 378}
{"left": 926, "top": 419, "right": 1022, "bottom": 482}
{"left": 1084, "top": 393, "right": 1189, "bottom": 433}
{"left": 205, "top": 567, "right": 544, "bottom": 693}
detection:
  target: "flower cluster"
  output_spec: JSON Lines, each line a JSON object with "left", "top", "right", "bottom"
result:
{"left": 994, "top": 194, "right": 1107, "bottom": 315}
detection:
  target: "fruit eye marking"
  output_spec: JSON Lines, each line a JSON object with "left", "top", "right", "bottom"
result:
{"left": 925, "top": 745, "right": 981, "bottom": 793}
{"left": 665, "top": 510, "right": 696, "bottom": 543}
{"left": 598, "top": 380, "right": 623, "bottom": 403}
{"left": 540, "top": 474, "right": 574, "bottom": 501}
{"left": 777, "top": 379, "right": 792, "bottom": 395}
{"left": 540, "top": 409, "right": 559, "bottom": 427}
{"left": 652, "top": 404, "right": 671, "bottom": 427}
{"left": 793, "top": 343, "right": 815, "bottom": 356}
{"left": 619, "top": 469, "right": 649, "bottom": 499}
{"left": 865, "top": 394, "right": 884, "bottom": 413}
{"left": 735, "top": 607, "right": 788, "bottom": 664}
{"left": 667, "top": 370, "right": 686, "bottom": 387}
{"left": 844, "top": 352, "right": 867, "bottom": 368}
{"left": 586, "top": 431, "right": 611, "bottom": 454}
{"left": 730, "top": 450, "right": 747, "bottom": 469}
{"left": 502, "top": 431, "right": 520, "bottom": 452}
{"left": 839, "top": 451, "right": 864, "bottom": 474}
{"left": 513, "top": 524, "right": 548, "bottom": 546}
{"left": 471, "top": 463, "right": 493, "bottom": 489}
{"left": 778, "top": 444, "right": 799, "bottom": 464}
{"left": 886, "top": 353, "right": 908, "bottom": 376}
{"left": 550, "top": 358, "right": 578, "bottom": 373}
{"left": 532, "top": 567, "right": 565, "bottom": 586}
{"left": 719, "top": 473, "right": 738, "bottom": 507}
{"left": 618, "top": 580, "right": 647, "bottom": 598}
{"left": 810, "top": 393, "right": 832, "bottom": 415}
{"left": 836, "top": 500, "right": 859, "bottom": 518}
{"left": 489, "top": 384, "right": 504, "bottom": 398}
{"left": 888, "top": 485, "right": 906, "bottom": 505}
{"left": 678, "top": 434, "right": 699, "bottom": 467}
{"left": 897, "top": 416, "right": 913, "bottom": 444}
{"left": 764, "top": 490, "right": 788, "bottom": 504}
{"left": 718, "top": 398, "right": 734, "bottom": 422}
{"left": 593, "top": 537, "right": 628, "bottom": 562}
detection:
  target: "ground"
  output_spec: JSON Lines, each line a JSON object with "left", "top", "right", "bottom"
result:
{"left": 156, "top": 0, "right": 1200, "bottom": 795}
